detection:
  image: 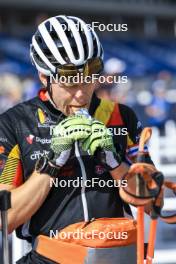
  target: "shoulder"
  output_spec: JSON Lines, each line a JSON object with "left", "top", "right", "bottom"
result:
{"left": 118, "top": 103, "right": 140, "bottom": 127}
{"left": 97, "top": 96, "right": 137, "bottom": 117}
{"left": 0, "top": 97, "right": 40, "bottom": 122}
{"left": 118, "top": 103, "right": 137, "bottom": 117}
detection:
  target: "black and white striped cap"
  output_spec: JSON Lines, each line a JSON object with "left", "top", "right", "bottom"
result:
{"left": 30, "top": 15, "right": 104, "bottom": 76}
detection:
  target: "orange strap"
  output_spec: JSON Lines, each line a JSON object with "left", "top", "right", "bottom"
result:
{"left": 120, "top": 171, "right": 176, "bottom": 224}
{"left": 119, "top": 163, "right": 162, "bottom": 206}
{"left": 164, "top": 181, "right": 176, "bottom": 192}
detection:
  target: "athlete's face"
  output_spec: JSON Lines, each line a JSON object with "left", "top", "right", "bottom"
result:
{"left": 39, "top": 73, "right": 97, "bottom": 116}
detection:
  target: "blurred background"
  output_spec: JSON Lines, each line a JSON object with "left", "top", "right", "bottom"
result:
{"left": 0, "top": 0, "right": 175, "bottom": 263}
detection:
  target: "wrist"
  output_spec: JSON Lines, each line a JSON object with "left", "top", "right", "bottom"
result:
{"left": 35, "top": 156, "right": 60, "bottom": 178}
{"left": 105, "top": 150, "right": 122, "bottom": 170}
{"left": 110, "top": 162, "right": 129, "bottom": 181}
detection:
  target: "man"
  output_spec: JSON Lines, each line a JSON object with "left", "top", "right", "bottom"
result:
{"left": 0, "top": 15, "right": 151, "bottom": 263}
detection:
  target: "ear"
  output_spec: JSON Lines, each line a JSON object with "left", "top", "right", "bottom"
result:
{"left": 38, "top": 72, "right": 48, "bottom": 87}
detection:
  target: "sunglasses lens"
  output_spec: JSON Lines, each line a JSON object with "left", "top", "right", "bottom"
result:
{"left": 56, "top": 58, "right": 104, "bottom": 84}
{"left": 83, "top": 58, "right": 104, "bottom": 77}
{"left": 57, "top": 64, "right": 78, "bottom": 78}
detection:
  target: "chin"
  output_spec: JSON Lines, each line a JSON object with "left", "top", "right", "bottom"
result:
{"left": 64, "top": 106, "right": 74, "bottom": 116}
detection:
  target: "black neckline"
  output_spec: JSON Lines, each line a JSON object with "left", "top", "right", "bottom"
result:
{"left": 89, "top": 92, "right": 101, "bottom": 116}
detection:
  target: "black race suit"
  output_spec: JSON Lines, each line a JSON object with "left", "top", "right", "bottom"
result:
{"left": 0, "top": 91, "right": 151, "bottom": 263}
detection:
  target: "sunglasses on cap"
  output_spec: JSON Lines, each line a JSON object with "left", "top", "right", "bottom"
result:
{"left": 55, "top": 57, "right": 104, "bottom": 79}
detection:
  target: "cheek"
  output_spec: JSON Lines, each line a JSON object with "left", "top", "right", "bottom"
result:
{"left": 86, "top": 84, "right": 96, "bottom": 99}
{"left": 89, "top": 82, "right": 96, "bottom": 93}
{"left": 52, "top": 87, "right": 72, "bottom": 105}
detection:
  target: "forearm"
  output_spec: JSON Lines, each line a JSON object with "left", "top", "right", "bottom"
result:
{"left": 4, "top": 171, "right": 52, "bottom": 233}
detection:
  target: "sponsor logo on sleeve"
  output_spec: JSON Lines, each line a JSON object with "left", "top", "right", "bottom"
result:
{"left": 0, "top": 146, "right": 5, "bottom": 154}
{"left": 135, "top": 135, "right": 140, "bottom": 143}
{"left": 137, "top": 121, "right": 142, "bottom": 129}
{"left": 26, "top": 135, "right": 35, "bottom": 144}
{"left": 0, "top": 137, "right": 8, "bottom": 143}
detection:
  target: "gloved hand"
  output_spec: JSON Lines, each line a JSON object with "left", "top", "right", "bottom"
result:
{"left": 82, "top": 119, "right": 121, "bottom": 170}
{"left": 50, "top": 115, "right": 92, "bottom": 167}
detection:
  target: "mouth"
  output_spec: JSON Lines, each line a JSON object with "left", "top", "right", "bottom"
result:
{"left": 69, "top": 104, "right": 87, "bottom": 114}
{"left": 69, "top": 104, "right": 87, "bottom": 108}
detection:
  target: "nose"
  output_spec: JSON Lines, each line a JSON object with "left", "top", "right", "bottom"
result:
{"left": 73, "top": 88, "right": 85, "bottom": 100}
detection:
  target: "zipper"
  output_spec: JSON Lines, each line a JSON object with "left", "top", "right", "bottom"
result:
{"left": 75, "top": 141, "right": 89, "bottom": 222}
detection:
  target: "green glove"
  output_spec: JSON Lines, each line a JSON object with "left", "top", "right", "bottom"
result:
{"left": 50, "top": 115, "right": 92, "bottom": 167}
{"left": 82, "top": 120, "right": 121, "bottom": 170}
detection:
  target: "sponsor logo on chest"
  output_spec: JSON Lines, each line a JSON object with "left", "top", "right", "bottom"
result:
{"left": 30, "top": 150, "right": 50, "bottom": 160}
{"left": 26, "top": 135, "right": 51, "bottom": 145}
{"left": 37, "top": 108, "right": 56, "bottom": 128}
